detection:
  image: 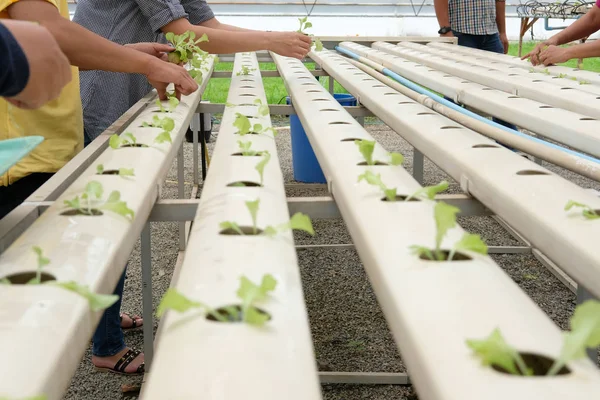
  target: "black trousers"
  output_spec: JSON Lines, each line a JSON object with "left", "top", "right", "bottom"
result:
{"left": 0, "top": 172, "right": 53, "bottom": 219}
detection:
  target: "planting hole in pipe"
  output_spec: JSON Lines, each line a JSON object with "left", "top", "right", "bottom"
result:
{"left": 97, "top": 169, "right": 120, "bottom": 175}
{"left": 307, "top": 90, "right": 320, "bottom": 93}
{"left": 219, "top": 226, "right": 264, "bottom": 235}
{"left": 441, "top": 126, "right": 462, "bottom": 130}
{"left": 532, "top": 80, "right": 543, "bottom": 83}
{"left": 418, "top": 250, "right": 472, "bottom": 261}
{"left": 580, "top": 117, "right": 596, "bottom": 121}
{"left": 516, "top": 170, "right": 550, "bottom": 176}
{"left": 492, "top": 353, "right": 570, "bottom": 376}
{"left": 473, "top": 144, "right": 500, "bottom": 148}
{"left": 238, "top": 103, "right": 255, "bottom": 107}
{"left": 330, "top": 121, "right": 352, "bottom": 125}
{"left": 381, "top": 195, "right": 421, "bottom": 202}
{"left": 418, "top": 112, "right": 436, "bottom": 116}
{"left": 240, "top": 94, "right": 256, "bottom": 97}
{"left": 240, "top": 86, "right": 254, "bottom": 89}
{"left": 120, "top": 143, "right": 148, "bottom": 148}
{"left": 539, "top": 106, "right": 553, "bottom": 109}
{"left": 231, "top": 151, "right": 266, "bottom": 156}
{"left": 373, "top": 85, "right": 386, "bottom": 88}
{"left": 302, "top": 83, "right": 317, "bottom": 86}
{"left": 241, "top": 79, "right": 253, "bottom": 82}
{"left": 357, "top": 161, "right": 388, "bottom": 166}
{"left": 320, "top": 109, "right": 340, "bottom": 112}
{"left": 206, "top": 304, "right": 271, "bottom": 323}
{"left": 227, "top": 181, "right": 262, "bottom": 187}
{"left": 2, "top": 271, "right": 56, "bottom": 284}
{"left": 481, "top": 88, "right": 494, "bottom": 91}
{"left": 61, "top": 209, "right": 103, "bottom": 216}
{"left": 508, "top": 96, "right": 519, "bottom": 99}
{"left": 313, "top": 99, "right": 330, "bottom": 102}
{"left": 398, "top": 102, "right": 413, "bottom": 105}
{"left": 384, "top": 93, "right": 400, "bottom": 96}
{"left": 341, "top": 138, "right": 365, "bottom": 142}
{"left": 561, "top": 87, "right": 574, "bottom": 90}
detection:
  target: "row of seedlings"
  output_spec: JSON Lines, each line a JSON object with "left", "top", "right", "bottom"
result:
{"left": 371, "top": 41, "right": 600, "bottom": 119}
{"left": 338, "top": 42, "right": 600, "bottom": 158}
{"left": 276, "top": 51, "right": 600, "bottom": 400}
{"left": 140, "top": 52, "right": 322, "bottom": 400}
{"left": 311, "top": 48, "right": 600, "bottom": 298}
{"left": 429, "top": 41, "right": 600, "bottom": 86}
{"left": 0, "top": 32, "right": 216, "bottom": 400}
{"left": 399, "top": 41, "right": 600, "bottom": 96}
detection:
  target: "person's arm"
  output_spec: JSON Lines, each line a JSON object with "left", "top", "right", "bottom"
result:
{"left": 434, "top": 0, "right": 453, "bottom": 37}
{"left": 538, "top": 40, "right": 600, "bottom": 65}
{"left": 200, "top": 17, "right": 256, "bottom": 33}
{"left": 495, "top": 0, "right": 508, "bottom": 54}
{"left": 163, "top": 18, "right": 311, "bottom": 59}
{"left": 523, "top": 4, "right": 600, "bottom": 63}
{"left": 7, "top": 0, "right": 197, "bottom": 99}
{"left": 0, "top": 20, "right": 71, "bottom": 109}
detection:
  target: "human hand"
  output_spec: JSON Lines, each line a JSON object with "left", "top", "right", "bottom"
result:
{"left": 3, "top": 20, "right": 71, "bottom": 109}
{"left": 125, "top": 42, "right": 173, "bottom": 62}
{"left": 144, "top": 57, "right": 198, "bottom": 100}
{"left": 267, "top": 32, "right": 312, "bottom": 59}
{"left": 522, "top": 39, "right": 555, "bottom": 65}
{"left": 499, "top": 33, "right": 509, "bottom": 54}
{"left": 537, "top": 45, "right": 571, "bottom": 66}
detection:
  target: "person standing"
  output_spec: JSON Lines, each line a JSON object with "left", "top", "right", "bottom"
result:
{"left": 433, "top": 0, "right": 519, "bottom": 134}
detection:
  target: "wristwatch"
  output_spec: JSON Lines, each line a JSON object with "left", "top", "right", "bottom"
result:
{"left": 438, "top": 26, "right": 452, "bottom": 34}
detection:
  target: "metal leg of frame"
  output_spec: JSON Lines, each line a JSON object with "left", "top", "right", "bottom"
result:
{"left": 177, "top": 144, "right": 186, "bottom": 251}
{"left": 329, "top": 76, "right": 334, "bottom": 94}
{"left": 577, "top": 285, "right": 598, "bottom": 363}
{"left": 200, "top": 113, "right": 207, "bottom": 181}
{"left": 141, "top": 222, "right": 154, "bottom": 371}
{"left": 191, "top": 114, "right": 200, "bottom": 186}
{"left": 319, "top": 372, "right": 410, "bottom": 385}
{"left": 413, "top": 148, "right": 424, "bottom": 184}
{"left": 357, "top": 116, "right": 365, "bottom": 127}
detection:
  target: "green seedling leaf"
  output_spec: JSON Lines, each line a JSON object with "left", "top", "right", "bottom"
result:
{"left": 63, "top": 196, "right": 81, "bottom": 210}
{"left": 244, "top": 306, "right": 270, "bottom": 326}
{"left": 0, "top": 277, "right": 10, "bottom": 284}
{"left": 220, "top": 221, "right": 244, "bottom": 235}
{"left": 156, "top": 288, "right": 205, "bottom": 318}
{"left": 118, "top": 168, "right": 135, "bottom": 177}
{"left": 96, "top": 164, "right": 104, "bottom": 174}
{"left": 355, "top": 139, "right": 376, "bottom": 165}
{"left": 410, "top": 245, "right": 435, "bottom": 261}
{"left": 262, "top": 226, "right": 278, "bottom": 237}
{"left": 314, "top": 38, "right": 324, "bottom": 52}
{"left": 565, "top": 200, "right": 600, "bottom": 220}
{"left": 453, "top": 233, "right": 488, "bottom": 255}
{"left": 406, "top": 180, "right": 449, "bottom": 201}
{"left": 253, "top": 123, "right": 263, "bottom": 133}
{"left": 383, "top": 188, "right": 397, "bottom": 202}
{"left": 100, "top": 192, "right": 135, "bottom": 220}
{"left": 358, "top": 170, "right": 387, "bottom": 191}
{"left": 434, "top": 201, "right": 460, "bottom": 252}
{"left": 288, "top": 212, "right": 314, "bottom": 235}
{"left": 236, "top": 65, "right": 255, "bottom": 76}
{"left": 548, "top": 300, "right": 600, "bottom": 375}
{"left": 50, "top": 281, "right": 119, "bottom": 312}
{"left": 0, "top": 396, "right": 48, "bottom": 400}
{"left": 255, "top": 151, "right": 271, "bottom": 185}
{"left": 263, "top": 127, "right": 277, "bottom": 137}
{"left": 245, "top": 199, "right": 260, "bottom": 235}
{"left": 467, "top": 328, "right": 532, "bottom": 376}
{"left": 236, "top": 274, "right": 277, "bottom": 325}
{"left": 154, "top": 131, "right": 172, "bottom": 144}
{"left": 109, "top": 134, "right": 123, "bottom": 149}
{"left": 28, "top": 246, "right": 50, "bottom": 284}
{"left": 389, "top": 152, "right": 404, "bottom": 166}
{"left": 225, "top": 102, "right": 237, "bottom": 107}
{"left": 155, "top": 99, "right": 167, "bottom": 113}
{"left": 85, "top": 181, "right": 103, "bottom": 200}
{"left": 168, "top": 96, "right": 179, "bottom": 112}
{"left": 238, "top": 140, "right": 258, "bottom": 156}
{"left": 234, "top": 113, "right": 251, "bottom": 135}
{"left": 254, "top": 98, "right": 270, "bottom": 116}
{"left": 124, "top": 132, "right": 137, "bottom": 145}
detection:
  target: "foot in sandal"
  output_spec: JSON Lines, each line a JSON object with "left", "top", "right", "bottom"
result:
{"left": 93, "top": 347, "right": 145, "bottom": 375}
{"left": 120, "top": 312, "right": 143, "bottom": 331}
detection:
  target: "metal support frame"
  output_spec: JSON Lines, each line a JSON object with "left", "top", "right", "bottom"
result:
{"left": 141, "top": 222, "right": 154, "bottom": 370}
{"left": 196, "top": 102, "right": 373, "bottom": 117}
{"left": 576, "top": 285, "right": 598, "bottom": 362}
{"left": 319, "top": 372, "right": 410, "bottom": 385}
{"left": 412, "top": 148, "right": 424, "bottom": 185}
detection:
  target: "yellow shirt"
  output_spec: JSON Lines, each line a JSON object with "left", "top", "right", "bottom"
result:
{"left": 0, "top": 0, "right": 83, "bottom": 186}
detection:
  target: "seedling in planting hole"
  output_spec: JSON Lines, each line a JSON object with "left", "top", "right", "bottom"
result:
{"left": 236, "top": 65, "right": 256, "bottom": 76}
{"left": 154, "top": 131, "right": 173, "bottom": 144}
{"left": 96, "top": 164, "right": 135, "bottom": 177}
{"left": 165, "top": 31, "right": 209, "bottom": 64}
{"left": 558, "top": 73, "right": 568, "bottom": 78}
{"left": 254, "top": 98, "right": 270, "bottom": 116}
{"left": 354, "top": 139, "right": 403, "bottom": 166}
{"left": 579, "top": 79, "right": 591, "bottom": 85}
{"left": 0, "top": 247, "right": 118, "bottom": 312}
{"left": 142, "top": 115, "right": 175, "bottom": 132}
{"left": 157, "top": 274, "right": 277, "bottom": 326}
{"left": 233, "top": 113, "right": 277, "bottom": 136}
{"left": 110, "top": 133, "right": 147, "bottom": 149}
{"left": 236, "top": 140, "right": 264, "bottom": 156}
{"left": 155, "top": 95, "right": 179, "bottom": 113}
{"left": 63, "top": 181, "right": 135, "bottom": 220}
{"left": 410, "top": 201, "right": 487, "bottom": 261}
{"left": 565, "top": 200, "right": 600, "bottom": 219}
{"left": 219, "top": 198, "right": 314, "bottom": 236}
{"left": 297, "top": 16, "right": 312, "bottom": 34}
{"left": 542, "top": 68, "right": 550, "bottom": 75}
{"left": 404, "top": 180, "right": 449, "bottom": 202}
{"left": 255, "top": 151, "right": 271, "bottom": 185}
{"left": 357, "top": 170, "right": 398, "bottom": 201}
{"left": 467, "top": 299, "right": 600, "bottom": 376}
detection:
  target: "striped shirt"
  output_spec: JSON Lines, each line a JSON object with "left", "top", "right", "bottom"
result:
{"left": 449, "top": 0, "right": 499, "bottom": 36}
{"left": 73, "top": 0, "right": 214, "bottom": 142}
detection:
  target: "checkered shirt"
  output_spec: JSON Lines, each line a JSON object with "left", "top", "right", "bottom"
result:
{"left": 449, "top": 0, "right": 499, "bottom": 35}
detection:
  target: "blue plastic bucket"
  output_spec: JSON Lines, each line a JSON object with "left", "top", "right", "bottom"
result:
{"left": 287, "top": 93, "right": 357, "bottom": 183}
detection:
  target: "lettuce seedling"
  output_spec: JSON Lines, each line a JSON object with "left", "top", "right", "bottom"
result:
{"left": 220, "top": 198, "right": 314, "bottom": 236}
{"left": 467, "top": 328, "right": 532, "bottom": 376}
{"left": 1, "top": 246, "right": 119, "bottom": 312}
{"left": 579, "top": 79, "right": 591, "bottom": 85}
{"left": 404, "top": 180, "right": 449, "bottom": 202}
{"left": 357, "top": 170, "right": 397, "bottom": 201}
{"left": 255, "top": 151, "right": 271, "bottom": 185}
{"left": 63, "top": 181, "right": 134, "bottom": 220}
{"left": 237, "top": 140, "right": 263, "bottom": 156}
{"left": 410, "top": 201, "right": 487, "bottom": 261}
{"left": 155, "top": 96, "right": 179, "bottom": 114}
{"left": 165, "top": 31, "right": 209, "bottom": 64}
{"left": 254, "top": 98, "right": 270, "bottom": 116}
{"left": 565, "top": 200, "right": 600, "bottom": 220}
{"left": 0, "top": 396, "right": 48, "bottom": 400}
{"left": 236, "top": 65, "right": 256, "bottom": 76}
{"left": 313, "top": 38, "right": 324, "bottom": 52}
{"left": 558, "top": 73, "right": 568, "bottom": 78}
{"left": 297, "top": 16, "right": 312, "bottom": 34}
{"left": 142, "top": 115, "right": 175, "bottom": 132}
{"left": 96, "top": 164, "right": 135, "bottom": 177}
{"left": 233, "top": 113, "right": 276, "bottom": 137}
{"left": 109, "top": 133, "right": 148, "bottom": 149}
{"left": 154, "top": 131, "right": 172, "bottom": 144}
{"left": 354, "top": 139, "right": 403, "bottom": 166}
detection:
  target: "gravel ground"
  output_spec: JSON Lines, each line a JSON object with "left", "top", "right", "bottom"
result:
{"left": 63, "top": 119, "right": 596, "bottom": 400}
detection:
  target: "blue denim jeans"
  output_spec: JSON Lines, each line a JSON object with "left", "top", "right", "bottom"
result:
{"left": 84, "top": 128, "right": 128, "bottom": 357}
{"left": 447, "top": 31, "right": 519, "bottom": 148}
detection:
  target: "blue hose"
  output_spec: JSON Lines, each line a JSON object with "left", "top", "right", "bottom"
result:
{"left": 335, "top": 45, "right": 600, "bottom": 165}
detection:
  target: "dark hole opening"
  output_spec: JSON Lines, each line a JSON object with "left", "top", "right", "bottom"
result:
{"left": 120, "top": 144, "right": 148, "bottom": 148}
{"left": 341, "top": 138, "right": 365, "bottom": 142}
{"left": 418, "top": 250, "right": 472, "bottom": 261}
{"left": 329, "top": 121, "right": 352, "bottom": 125}
{"left": 206, "top": 304, "right": 271, "bottom": 323}
{"left": 492, "top": 353, "right": 571, "bottom": 376}
{"left": 381, "top": 195, "right": 421, "bottom": 202}
{"left": 61, "top": 209, "right": 103, "bottom": 216}
{"left": 516, "top": 170, "right": 550, "bottom": 176}
{"left": 472, "top": 144, "right": 500, "bottom": 148}
{"left": 2, "top": 271, "right": 56, "bottom": 284}
{"left": 231, "top": 152, "right": 266, "bottom": 156}
{"left": 320, "top": 109, "right": 340, "bottom": 112}
{"left": 441, "top": 126, "right": 462, "bottom": 130}
{"left": 357, "top": 161, "right": 389, "bottom": 166}
{"left": 97, "top": 169, "right": 120, "bottom": 175}
{"left": 226, "top": 181, "right": 262, "bottom": 187}
{"left": 219, "top": 226, "right": 264, "bottom": 235}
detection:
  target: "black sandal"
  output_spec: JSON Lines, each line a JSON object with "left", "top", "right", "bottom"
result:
{"left": 121, "top": 312, "right": 143, "bottom": 331}
{"left": 95, "top": 349, "right": 145, "bottom": 376}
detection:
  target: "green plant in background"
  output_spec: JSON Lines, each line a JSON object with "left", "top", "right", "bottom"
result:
{"left": 565, "top": 200, "right": 600, "bottom": 220}
{"left": 63, "top": 181, "right": 134, "bottom": 220}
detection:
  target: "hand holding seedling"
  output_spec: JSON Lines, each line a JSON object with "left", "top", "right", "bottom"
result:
{"left": 536, "top": 45, "right": 572, "bottom": 66}
{"left": 267, "top": 31, "right": 312, "bottom": 60}
{"left": 144, "top": 58, "right": 198, "bottom": 101}
{"left": 522, "top": 40, "right": 556, "bottom": 65}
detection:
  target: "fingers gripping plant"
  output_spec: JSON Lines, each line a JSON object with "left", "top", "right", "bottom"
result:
{"left": 165, "top": 31, "right": 209, "bottom": 64}
{"left": 0, "top": 246, "right": 119, "bottom": 312}
{"left": 410, "top": 201, "right": 487, "bottom": 261}
{"left": 63, "top": 181, "right": 134, "bottom": 220}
